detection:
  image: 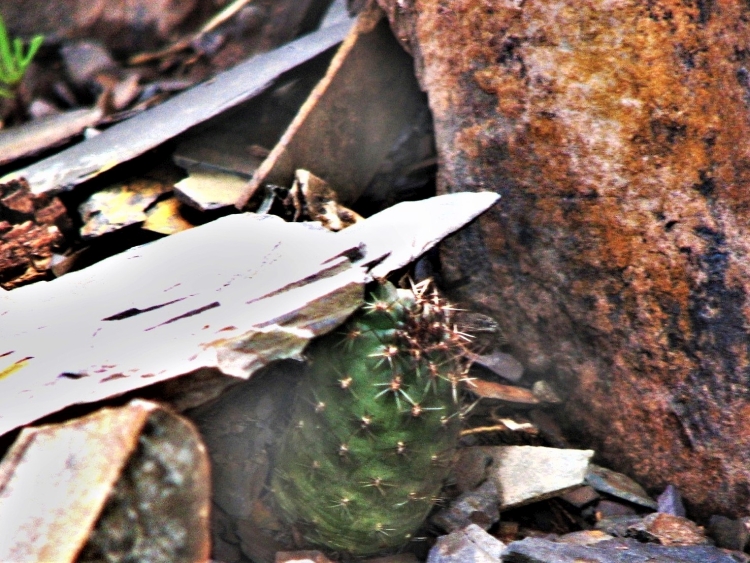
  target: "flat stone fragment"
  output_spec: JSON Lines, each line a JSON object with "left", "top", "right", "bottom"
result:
{"left": 502, "top": 537, "right": 748, "bottom": 563}
{"left": 426, "top": 524, "right": 505, "bottom": 563}
{"left": 657, "top": 484, "right": 686, "bottom": 517}
{"left": 78, "top": 177, "right": 173, "bottom": 239}
{"left": 173, "top": 170, "right": 248, "bottom": 211}
{"left": 472, "top": 351, "right": 524, "bottom": 382}
{"left": 463, "top": 524, "right": 506, "bottom": 560}
{"left": 464, "top": 379, "right": 539, "bottom": 405}
{"left": 431, "top": 480, "right": 500, "bottom": 532}
{"left": 627, "top": 513, "right": 709, "bottom": 546}
{"left": 558, "top": 485, "right": 599, "bottom": 509}
{"left": 586, "top": 465, "right": 658, "bottom": 510}
{"left": 481, "top": 446, "right": 593, "bottom": 510}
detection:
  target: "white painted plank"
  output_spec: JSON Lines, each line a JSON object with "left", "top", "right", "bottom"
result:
{"left": 0, "top": 192, "right": 499, "bottom": 436}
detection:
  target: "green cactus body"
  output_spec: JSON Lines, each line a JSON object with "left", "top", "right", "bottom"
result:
{"left": 272, "top": 281, "right": 468, "bottom": 556}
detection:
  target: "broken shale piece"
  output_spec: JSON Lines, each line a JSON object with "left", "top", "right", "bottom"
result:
{"left": 481, "top": 446, "right": 593, "bottom": 510}
{"left": 502, "top": 536, "right": 744, "bottom": 563}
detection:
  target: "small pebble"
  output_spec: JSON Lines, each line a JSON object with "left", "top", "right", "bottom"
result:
{"left": 708, "top": 514, "right": 749, "bottom": 552}
{"left": 531, "top": 380, "right": 562, "bottom": 403}
{"left": 60, "top": 40, "right": 116, "bottom": 88}
{"left": 431, "top": 480, "right": 500, "bottom": 532}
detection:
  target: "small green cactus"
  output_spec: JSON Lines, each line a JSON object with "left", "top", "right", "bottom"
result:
{"left": 0, "top": 14, "right": 43, "bottom": 99}
{"left": 272, "top": 280, "right": 470, "bottom": 556}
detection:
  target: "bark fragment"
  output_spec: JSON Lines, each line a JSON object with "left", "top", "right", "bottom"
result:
{"left": 0, "top": 178, "right": 72, "bottom": 289}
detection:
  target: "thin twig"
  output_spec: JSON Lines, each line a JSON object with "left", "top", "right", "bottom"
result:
{"left": 128, "top": 0, "right": 254, "bottom": 65}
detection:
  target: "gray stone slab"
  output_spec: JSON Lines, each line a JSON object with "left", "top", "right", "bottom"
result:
{"left": 502, "top": 537, "right": 748, "bottom": 563}
{"left": 481, "top": 446, "right": 593, "bottom": 509}
{"left": 585, "top": 464, "right": 658, "bottom": 510}
{"left": 427, "top": 525, "right": 505, "bottom": 563}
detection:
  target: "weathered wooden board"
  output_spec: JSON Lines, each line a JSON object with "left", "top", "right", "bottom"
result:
{"left": 0, "top": 192, "right": 499, "bottom": 437}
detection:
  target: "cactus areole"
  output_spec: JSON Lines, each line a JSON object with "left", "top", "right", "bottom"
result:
{"left": 272, "top": 280, "right": 469, "bottom": 556}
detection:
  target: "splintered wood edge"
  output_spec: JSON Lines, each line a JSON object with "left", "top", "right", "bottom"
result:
{"left": 0, "top": 401, "right": 154, "bottom": 562}
{"left": 0, "top": 400, "right": 211, "bottom": 563}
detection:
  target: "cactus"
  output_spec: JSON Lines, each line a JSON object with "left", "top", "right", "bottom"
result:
{"left": 271, "top": 280, "right": 469, "bottom": 556}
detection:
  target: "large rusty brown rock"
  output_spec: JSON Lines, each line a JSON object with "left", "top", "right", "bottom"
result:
{"left": 377, "top": 0, "right": 750, "bottom": 518}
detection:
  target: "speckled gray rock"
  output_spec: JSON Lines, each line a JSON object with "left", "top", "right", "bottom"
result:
{"left": 426, "top": 524, "right": 505, "bottom": 563}
{"left": 431, "top": 480, "right": 499, "bottom": 532}
{"left": 657, "top": 484, "right": 686, "bottom": 518}
{"left": 483, "top": 446, "right": 593, "bottom": 509}
{"left": 502, "top": 536, "right": 749, "bottom": 563}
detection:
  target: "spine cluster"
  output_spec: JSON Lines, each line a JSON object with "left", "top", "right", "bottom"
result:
{"left": 272, "top": 280, "right": 470, "bottom": 556}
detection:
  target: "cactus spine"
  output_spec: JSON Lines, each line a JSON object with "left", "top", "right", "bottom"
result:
{"left": 272, "top": 280, "right": 469, "bottom": 556}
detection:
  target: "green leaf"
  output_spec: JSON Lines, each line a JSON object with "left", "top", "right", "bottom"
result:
{"left": 0, "top": 15, "right": 17, "bottom": 80}
{"left": 0, "top": 13, "right": 43, "bottom": 90}
{"left": 18, "top": 35, "right": 43, "bottom": 68}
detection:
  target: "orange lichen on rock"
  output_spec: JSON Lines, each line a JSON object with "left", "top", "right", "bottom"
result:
{"left": 378, "top": 0, "right": 750, "bottom": 517}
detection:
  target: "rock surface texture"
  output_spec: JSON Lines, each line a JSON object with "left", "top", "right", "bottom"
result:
{"left": 376, "top": 0, "right": 750, "bottom": 517}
